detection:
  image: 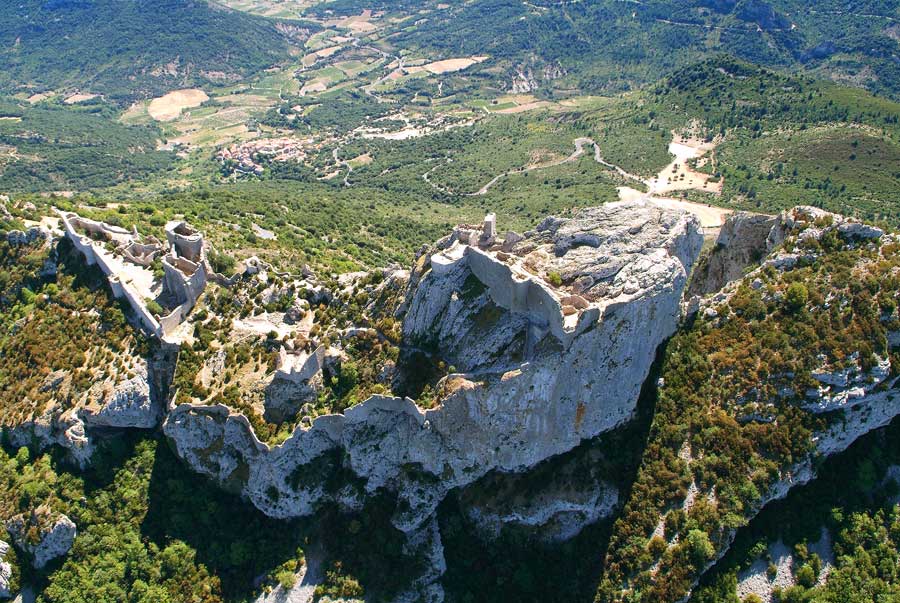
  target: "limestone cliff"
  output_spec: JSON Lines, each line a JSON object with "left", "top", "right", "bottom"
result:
{"left": 5, "top": 347, "right": 175, "bottom": 467}
{"left": 688, "top": 211, "right": 785, "bottom": 296}
{"left": 163, "top": 200, "right": 704, "bottom": 542}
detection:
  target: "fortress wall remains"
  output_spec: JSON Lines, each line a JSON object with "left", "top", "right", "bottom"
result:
{"left": 60, "top": 211, "right": 163, "bottom": 337}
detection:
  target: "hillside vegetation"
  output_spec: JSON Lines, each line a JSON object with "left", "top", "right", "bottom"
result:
{"left": 692, "top": 419, "right": 900, "bottom": 603}
{"left": 599, "top": 209, "right": 900, "bottom": 602}
{"left": 0, "top": 97, "right": 174, "bottom": 191}
{"left": 312, "top": 0, "right": 900, "bottom": 98}
{"left": 0, "top": 0, "right": 295, "bottom": 101}
{"left": 600, "top": 58, "right": 900, "bottom": 222}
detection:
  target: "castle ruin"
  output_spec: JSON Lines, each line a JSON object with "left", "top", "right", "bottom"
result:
{"left": 58, "top": 210, "right": 208, "bottom": 340}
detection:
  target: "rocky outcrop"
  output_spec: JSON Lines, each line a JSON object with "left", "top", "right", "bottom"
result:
{"left": 688, "top": 212, "right": 784, "bottom": 296}
{"left": 0, "top": 541, "right": 13, "bottom": 599}
{"left": 5, "top": 409, "right": 94, "bottom": 467}
{"left": 804, "top": 353, "right": 893, "bottom": 413}
{"left": 80, "top": 361, "right": 157, "bottom": 429}
{"left": 163, "top": 201, "right": 704, "bottom": 540}
{"left": 5, "top": 509, "right": 75, "bottom": 569}
{"left": 4, "top": 349, "right": 173, "bottom": 467}
{"left": 690, "top": 205, "right": 883, "bottom": 304}
{"left": 5, "top": 228, "right": 47, "bottom": 247}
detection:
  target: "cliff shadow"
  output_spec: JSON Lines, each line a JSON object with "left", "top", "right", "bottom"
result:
{"left": 142, "top": 439, "right": 429, "bottom": 601}
{"left": 438, "top": 339, "right": 670, "bottom": 603}
{"left": 140, "top": 436, "right": 310, "bottom": 598}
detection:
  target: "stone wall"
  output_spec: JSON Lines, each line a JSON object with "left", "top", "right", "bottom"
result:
{"left": 165, "top": 221, "right": 203, "bottom": 263}
{"left": 59, "top": 211, "right": 164, "bottom": 337}
{"left": 59, "top": 210, "right": 212, "bottom": 339}
{"left": 276, "top": 345, "right": 327, "bottom": 384}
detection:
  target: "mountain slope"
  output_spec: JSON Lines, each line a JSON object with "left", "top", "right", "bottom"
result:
{"left": 312, "top": 0, "right": 900, "bottom": 98}
{"left": 0, "top": 0, "right": 297, "bottom": 101}
{"left": 0, "top": 96, "right": 174, "bottom": 191}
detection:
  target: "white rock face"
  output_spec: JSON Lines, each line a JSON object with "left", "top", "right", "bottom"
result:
{"left": 80, "top": 361, "right": 158, "bottom": 429}
{"left": 5, "top": 409, "right": 94, "bottom": 468}
{"left": 688, "top": 212, "right": 784, "bottom": 296}
{"left": 163, "top": 201, "right": 704, "bottom": 536}
{"left": 5, "top": 511, "right": 76, "bottom": 569}
{"left": 4, "top": 358, "right": 162, "bottom": 467}
{"left": 0, "top": 540, "right": 12, "bottom": 599}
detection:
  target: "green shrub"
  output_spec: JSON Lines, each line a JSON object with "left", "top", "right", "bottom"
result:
{"left": 795, "top": 563, "right": 816, "bottom": 589}
{"left": 208, "top": 250, "right": 236, "bottom": 275}
{"left": 785, "top": 283, "right": 808, "bottom": 311}
{"left": 276, "top": 569, "right": 296, "bottom": 590}
{"left": 145, "top": 299, "right": 164, "bottom": 316}
{"left": 685, "top": 529, "right": 715, "bottom": 566}
{"left": 648, "top": 536, "right": 667, "bottom": 557}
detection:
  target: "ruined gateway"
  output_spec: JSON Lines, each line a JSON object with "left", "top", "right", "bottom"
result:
{"left": 163, "top": 200, "right": 702, "bottom": 577}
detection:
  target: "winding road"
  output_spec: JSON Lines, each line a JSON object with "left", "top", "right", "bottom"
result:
{"left": 468, "top": 137, "right": 643, "bottom": 196}
{"left": 445, "top": 135, "right": 732, "bottom": 229}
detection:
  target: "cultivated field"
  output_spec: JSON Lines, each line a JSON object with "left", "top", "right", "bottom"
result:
{"left": 147, "top": 89, "right": 210, "bottom": 121}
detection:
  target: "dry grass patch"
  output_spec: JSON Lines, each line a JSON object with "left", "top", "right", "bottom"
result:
{"left": 64, "top": 93, "right": 99, "bottom": 104}
{"left": 424, "top": 56, "right": 488, "bottom": 74}
{"left": 147, "top": 89, "right": 210, "bottom": 121}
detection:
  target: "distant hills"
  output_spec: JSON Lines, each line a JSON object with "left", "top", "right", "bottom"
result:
{"left": 336, "top": 0, "right": 900, "bottom": 99}
{"left": 0, "top": 0, "right": 297, "bottom": 101}
{"left": 0, "top": 0, "right": 895, "bottom": 104}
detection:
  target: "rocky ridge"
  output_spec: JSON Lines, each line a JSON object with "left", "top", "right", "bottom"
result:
{"left": 162, "top": 200, "right": 703, "bottom": 597}
{"left": 6, "top": 199, "right": 900, "bottom": 602}
{"left": 603, "top": 205, "right": 900, "bottom": 603}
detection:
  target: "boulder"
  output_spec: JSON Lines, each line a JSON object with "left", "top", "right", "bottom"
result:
{"left": 838, "top": 222, "right": 883, "bottom": 240}
{"left": 6, "top": 509, "right": 76, "bottom": 569}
